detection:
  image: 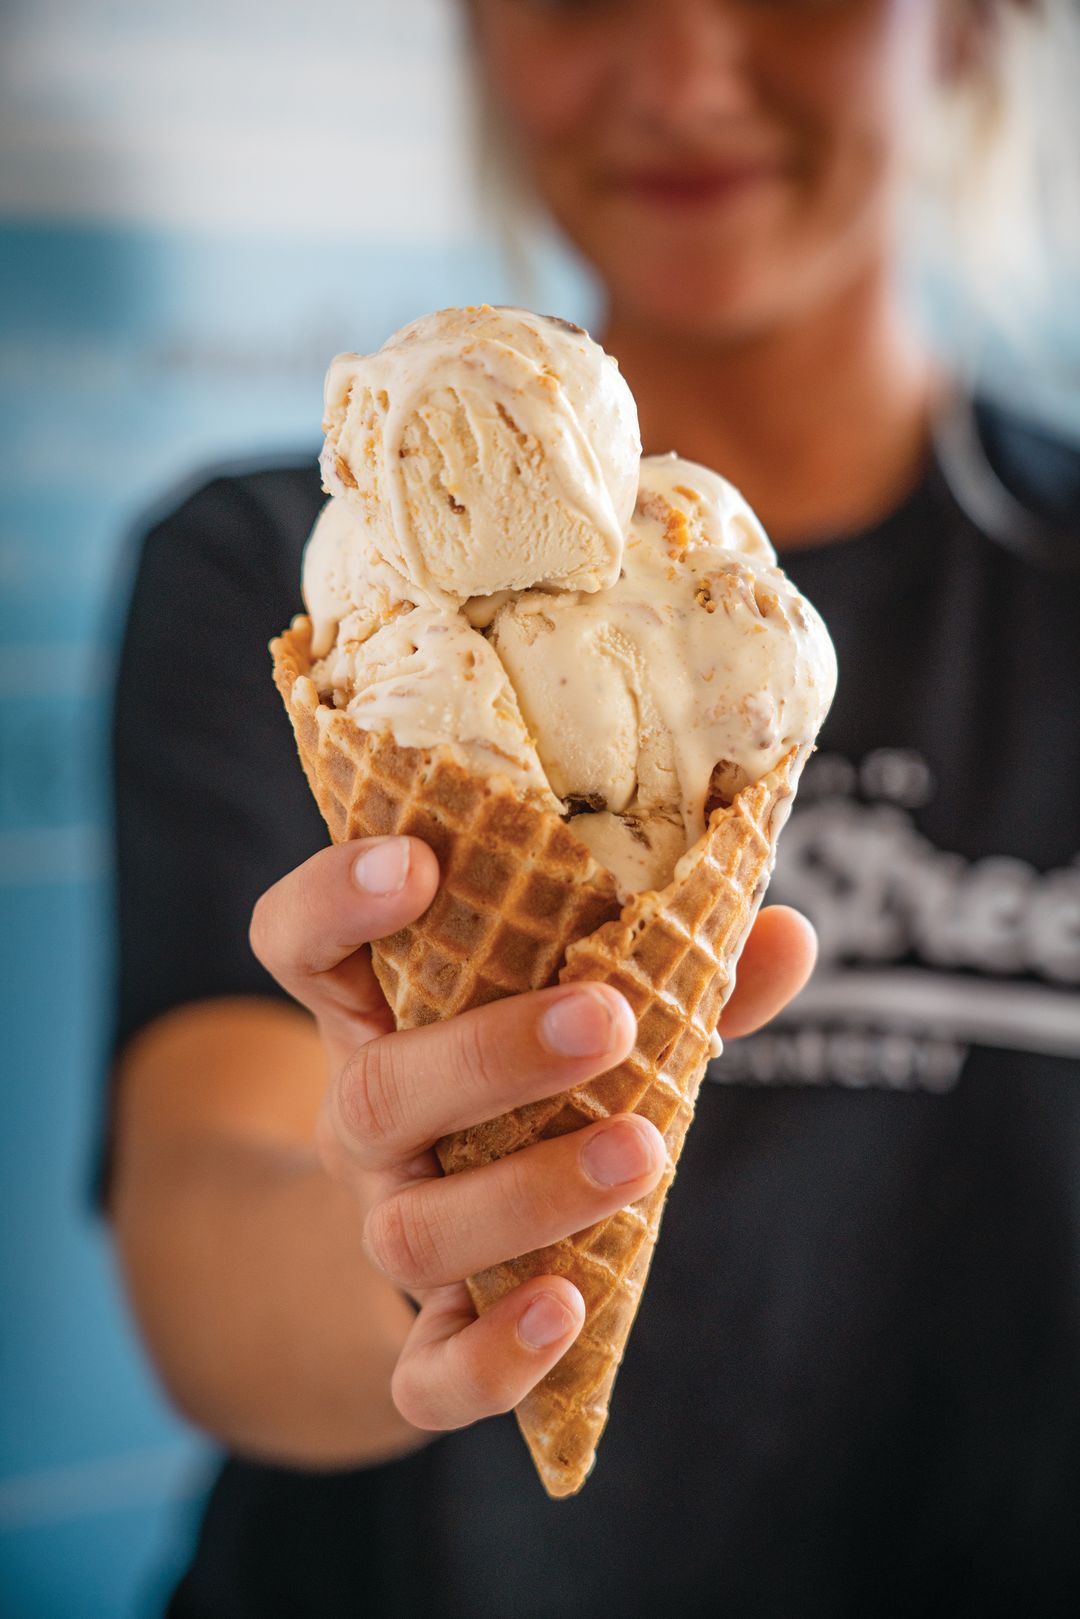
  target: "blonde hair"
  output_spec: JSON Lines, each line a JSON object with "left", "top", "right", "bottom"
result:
{"left": 462, "top": 0, "right": 1080, "bottom": 424}
{"left": 906, "top": 0, "right": 1080, "bottom": 411}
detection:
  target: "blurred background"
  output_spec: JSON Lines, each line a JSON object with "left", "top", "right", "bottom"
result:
{"left": 1, "top": 1, "right": 1077, "bottom": 1615}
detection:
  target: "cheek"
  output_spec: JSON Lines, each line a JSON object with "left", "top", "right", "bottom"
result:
{"left": 780, "top": 1, "right": 935, "bottom": 198}
{"left": 478, "top": 26, "right": 607, "bottom": 147}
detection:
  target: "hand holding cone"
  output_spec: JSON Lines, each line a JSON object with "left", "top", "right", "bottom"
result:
{"left": 272, "top": 615, "right": 807, "bottom": 1495}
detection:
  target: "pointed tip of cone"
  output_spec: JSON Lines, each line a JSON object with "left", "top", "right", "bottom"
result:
{"left": 522, "top": 1427, "right": 596, "bottom": 1500}
{"left": 517, "top": 1391, "right": 606, "bottom": 1500}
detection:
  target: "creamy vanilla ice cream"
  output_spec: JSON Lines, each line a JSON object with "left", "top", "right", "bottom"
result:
{"left": 631, "top": 452, "right": 776, "bottom": 566}
{"left": 302, "top": 496, "right": 410, "bottom": 658}
{"left": 302, "top": 310, "right": 836, "bottom": 897}
{"left": 319, "top": 305, "right": 640, "bottom": 612}
{"left": 313, "top": 607, "right": 558, "bottom": 808}
{"left": 488, "top": 455, "right": 836, "bottom": 889}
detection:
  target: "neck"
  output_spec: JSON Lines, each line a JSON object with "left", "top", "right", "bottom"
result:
{"left": 601, "top": 261, "right": 939, "bottom": 548}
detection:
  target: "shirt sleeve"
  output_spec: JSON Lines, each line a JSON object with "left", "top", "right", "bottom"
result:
{"left": 99, "top": 466, "right": 327, "bottom": 1195}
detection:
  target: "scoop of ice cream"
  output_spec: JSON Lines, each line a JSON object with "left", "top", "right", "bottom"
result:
{"left": 489, "top": 598, "right": 673, "bottom": 815}
{"left": 319, "top": 305, "right": 640, "bottom": 607}
{"left": 308, "top": 606, "right": 558, "bottom": 807}
{"left": 301, "top": 497, "right": 411, "bottom": 658}
{"left": 633, "top": 453, "right": 776, "bottom": 565}
{"left": 489, "top": 468, "right": 837, "bottom": 868}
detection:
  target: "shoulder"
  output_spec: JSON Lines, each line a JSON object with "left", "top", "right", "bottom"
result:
{"left": 975, "top": 398, "right": 1080, "bottom": 531}
{"left": 112, "top": 452, "right": 324, "bottom": 700}
{"left": 935, "top": 393, "right": 1080, "bottom": 574}
{"left": 131, "top": 451, "right": 325, "bottom": 588}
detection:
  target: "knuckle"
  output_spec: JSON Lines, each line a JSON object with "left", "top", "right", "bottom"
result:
{"left": 336, "top": 1040, "right": 402, "bottom": 1151}
{"left": 500, "top": 1150, "right": 560, "bottom": 1239}
{"left": 448, "top": 1011, "right": 507, "bottom": 1107}
{"left": 391, "top": 1358, "right": 448, "bottom": 1433}
{"left": 247, "top": 892, "right": 274, "bottom": 969}
{"left": 456, "top": 1339, "right": 517, "bottom": 1418}
{"left": 362, "top": 1190, "right": 439, "bottom": 1290}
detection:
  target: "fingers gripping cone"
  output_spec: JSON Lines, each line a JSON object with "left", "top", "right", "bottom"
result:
{"left": 272, "top": 615, "right": 807, "bottom": 1497}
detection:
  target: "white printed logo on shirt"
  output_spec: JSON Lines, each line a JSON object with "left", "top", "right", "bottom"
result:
{"left": 710, "top": 749, "right": 1080, "bottom": 1092}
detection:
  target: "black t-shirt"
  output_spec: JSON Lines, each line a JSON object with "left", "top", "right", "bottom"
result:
{"left": 108, "top": 399, "right": 1080, "bottom": 1619}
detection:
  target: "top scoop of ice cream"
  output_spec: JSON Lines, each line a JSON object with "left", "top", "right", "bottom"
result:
{"left": 319, "top": 305, "right": 640, "bottom": 609}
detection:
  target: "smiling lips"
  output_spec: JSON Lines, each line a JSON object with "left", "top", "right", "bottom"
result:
{"left": 608, "top": 162, "right": 784, "bottom": 207}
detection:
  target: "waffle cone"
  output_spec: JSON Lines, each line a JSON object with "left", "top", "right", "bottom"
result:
{"left": 271, "top": 614, "right": 808, "bottom": 1497}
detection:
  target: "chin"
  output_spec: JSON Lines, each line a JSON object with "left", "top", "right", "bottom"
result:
{"left": 601, "top": 248, "right": 789, "bottom": 344}
{"left": 562, "top": 191, "right": 798, "bottom": 342}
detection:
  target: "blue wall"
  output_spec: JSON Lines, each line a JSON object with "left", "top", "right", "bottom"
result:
{"left": 0, "top": 4, "right": 603, "bottom": 1605}
{"left": 0, "top": 215, "right": 595, "bottom": 1616}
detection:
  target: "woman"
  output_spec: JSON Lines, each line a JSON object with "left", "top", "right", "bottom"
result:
{"left": 107, "top": 1, "right": 1080, "bottom": 1614}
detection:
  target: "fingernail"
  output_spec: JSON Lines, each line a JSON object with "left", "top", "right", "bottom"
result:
{"left": 539, "top": 989, "right": 615, "bottom": 1058}
{"left": 518, "top": 1291, "right": 578, "bottom": 1351}
{"left": 581, "top": 1118, "right": 659, "bottom": 1188}
{"left": 353, "top": 837, "right": 411, "bottom": 897}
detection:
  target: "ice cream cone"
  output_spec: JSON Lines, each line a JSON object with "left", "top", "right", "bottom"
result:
{"left": 272, "top": 613, "right": 807, "bottom": 1497}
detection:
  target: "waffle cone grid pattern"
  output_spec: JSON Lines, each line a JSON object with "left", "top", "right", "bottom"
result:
{"left": 272, "top": 615, "right": 802, "bottom": 1496}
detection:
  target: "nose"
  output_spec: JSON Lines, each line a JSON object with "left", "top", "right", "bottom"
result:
{"left": 616, "top": 0, "right": 758, "bottom": 131}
